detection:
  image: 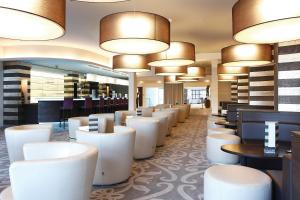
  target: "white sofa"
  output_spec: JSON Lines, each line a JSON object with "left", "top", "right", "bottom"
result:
{"left": 0, "top": 142, "right": 98, "bottom": 200}
{"left": 5, "top": 124, "right": 52, "bottom": 163}
{"left": 68, "top": 117, "right": 88, "bottom": 139}
{"left": 126, "top": 117, "right": 159, "bottom": 159}
{"left": 76, "top": 126, "right": 135, "bottom": 185}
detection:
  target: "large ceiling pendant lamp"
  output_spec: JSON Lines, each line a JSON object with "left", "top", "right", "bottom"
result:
{"left": 218, "top": 64, "right": 249, "bottom": 76}
{"left": 155, "top": 66, "right": 187, "bottom": 76}
{"left": 75, "top": 0, "right": 128, "bottom": 2}
{"left": 233, "top": 0, "right": 300, "bottom": 44}
{"left": 218, "top": 75, "right": 237, "bottom": 82}
{"left": 0, "top": 0, "right": 65, "bottom": 40}
{"left": 221, "top": 44, "right": 273, "bottom": 67}
{"left": 182, "top": 66, "right": 206, "bottom": 79}
{"left": 113, "top": 54, "right": 150, "bottom": 72}
{"left": 164, "top": 75, "right": 179, "bottom": 84}
{"left": 176, "top": 76, "right": 198, "bottom": 82}
{"left": 100, "top": 11, "right": 170, "bottom": 54}
{"left": 148, "top": 42, "right": 195, "bottom": 67}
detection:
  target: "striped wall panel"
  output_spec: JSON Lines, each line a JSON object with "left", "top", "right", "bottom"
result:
{"left": 3, "top": 63, "right": 31, "bottom": 126}
{"left": 278, "top": 40, "right": 300, "bottom": 112}
{"left": 237, "top": 75, "right": 249, "bottom": 104}
{"left": 231, "top": 81, "right": 238, "bottom": 102}
{"left": 64, "top": 74, "right": 79, "bottom": 97}
{"left": 249, "top": 65, "right": 275, "bottom": 108}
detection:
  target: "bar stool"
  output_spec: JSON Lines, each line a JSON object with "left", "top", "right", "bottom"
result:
{"left": 81, "top": 97, "right": 93, "bottom": 116}
{"left": 60, "top": 97, "right": 74, "bottom": 128}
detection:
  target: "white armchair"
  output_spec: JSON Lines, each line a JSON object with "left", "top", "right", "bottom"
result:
{"left": 0, "top": 142, "right": 98, "bottom": 200}
{"left": 151, "top": 113, "right": 169, "bottom": 146}
{"left": 89, "top": 113, "right": 115, "bottom": 133}
{"left": 76, "top": 126, "right": 135, "bottom": 185}
{"left": 126, "top": 117, "right": 159, "bottom": 159}
{"left": 173, "top": 105, "right": 187, "bottom": 123}
{"left": 5, "top": 124, "right": 52, "bottom": 163}
{"left": 115, "top": 110, "right": 136, "bottom": 126}
{"left": 68, "top": 117, "right": 88, "bottom": 139}
{"left": 163, "top": 108, "right": 179, "bottom": 126}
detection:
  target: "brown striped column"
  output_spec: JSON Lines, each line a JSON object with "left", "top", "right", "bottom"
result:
{"left": 3, "top": 62, "right": 31, "bottom": 126}
{"left": 64, "top": 74, "right": 79, "bottom": 98}
{"left": 237, "top": 75, "right": 249, "bottom": 103}
{"left": 278, "top": 40, "right": 300, "bottom": 112}
{"left": 249, "top": 65, "right": 275, "bottom": 108}
{"left": 231, "top": 81, "right": 238, "bottom": 102}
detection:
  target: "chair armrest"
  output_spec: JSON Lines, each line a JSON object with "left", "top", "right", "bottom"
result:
{"left": 283, "top": 154, "right": 292, "bottom": 200}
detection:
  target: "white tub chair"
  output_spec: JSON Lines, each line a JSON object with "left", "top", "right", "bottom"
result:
{"left": 153, "top": 110, "right": 174, "bottom": 136}
{"left": 68, "top": 117, "right": 88, "bottom": 139}
{"left": 155, "top": 104, "right": 172, "bottom": 110}
{"left": 115, "top": 110, "right": 136, "bottom": 126}
{"left": 89, "top": 113, "right": 115, "bottom": 133}
{"left": 76, "top": 126, "right": 135, "bottom": 185}
{"left": 126, "top": 117, "right": 159, "bottom": 159}
{"left": 5, "top": 124, "right": 52, "bottom": 163}
{"left": 173, "top": 105, "right": 187, "bottom": 123}
{"left": 0, "top": 142, "right": 98, "bottom": 200}
{"left": 164, "top": 108, "right": 179, "bottom": 125}
{"left": 138, "top": 107, "right": 154, "bottom": 117}
{"left": 151, "top": 114, "right": 169, "bottom": 147}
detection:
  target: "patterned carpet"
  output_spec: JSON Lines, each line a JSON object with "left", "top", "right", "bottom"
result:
{"left": 0, "top": 108, "right": 211, "bottom": 200}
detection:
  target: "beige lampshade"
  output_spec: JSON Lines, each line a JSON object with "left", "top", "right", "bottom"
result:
{"left": 218, "top": 75, "right": 238, "bottom": 82}
{"left": 218, "top": 65, "right": 249, "bottom": 76}
{"left": 221, "top": 44, "right": 273, "bottom": 67}
{"left": 113, "top": 54, "right": 150, "bottom": 72}
{"left": 176, "top": 76, "right": 198, "bottom": 82}
{"left": 100, "top": 11, "right": 170, "bottom": 54}
{"left": 75, "top": 0, "right": 128, "bottom": 2}
{"left": 155, "top": 66, "right": 187, "bottom": 76}
{"left": 181, "top": 66, "right": 206, "bottom": 78}
{"left": 164, "top": 75, "right": 179, "bottom": 84}
{"left": 233, "top": 0, "right": 300, "bottom": 44}
{"left": 148, "top": 42, "right": 195, "bottom": 67}
{"left": 0, "top": 0, "right": 65, "bottom": 40}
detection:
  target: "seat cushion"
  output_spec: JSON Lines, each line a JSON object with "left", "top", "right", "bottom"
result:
{"left": 0, "top": 187, "right": 13, "bottom": 200}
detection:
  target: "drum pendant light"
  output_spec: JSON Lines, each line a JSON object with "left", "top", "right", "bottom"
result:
{"left": 75, "top": 0, "right": 129, "bottom": 2}
{"left": 218, "top": 65, "right": 249, "bottom": 76}
{"left": 221, "top": 44, "right": 273, "bottom": 67}
{"left": 155, "top": 66, "right": 187, "bottom": 76}
{"left": 113, "top": 54, "right": 150, "bottom": 72}
{"left": 148, "top": 42, "right": 195, "bottom": 67}
{"left": 164, "top": 75, "right": 179, "bottom": 84}
{"left": 233, "top": 0, "right": 300, "bottom": 43}
{"left": 176, "top": 76, "right": 198, "bottom": 82}
{"left": 100, "top": 11, "right": 170, "bottom": 54}
{"left": 218, "top": 75, "right": 237, "bottom": 82}
{"left": 0, "top": 0, "right": 65, "bottom": 40}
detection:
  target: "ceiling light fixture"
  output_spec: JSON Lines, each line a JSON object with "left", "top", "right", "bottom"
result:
{"left": 176, "top": 76, "right": 198, "bottom": 82}
{"left": 113, "top": 54, "right": 150, "bottom": 72}
{"left": 233, "top": 0, "right": 300, "bottom": 44}
{"left": 0, "top": 0, "right": 65, "bottom": 40}
{"left": 221, "top": 44, "right": 273, "bottom": 67}
{"left": 218, "top": 64, "right": 249, "bottom": 76}
{"left": 148, "top": 42, "right": 195, "bottom": 67}
{"left": 75, "top": 0, "right": 129, "bottom": 2}
{"left": 179, "top": 66, "right": 206, "bottom": 79}
{"left": 155, "top": 66, "right": 187, "bottom": 76}
{"left": 218, "top": 75, "right": 237, "bottom": 82}
{"left": 100, "top": 11, "right": 170, "bottom": 54}
{"left": 164, "top": 75, "right": 179, "bottom": 84}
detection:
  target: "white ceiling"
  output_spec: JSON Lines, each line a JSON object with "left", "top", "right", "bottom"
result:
{"left": 0, "top": 0, "right": 237, "bottom": 58}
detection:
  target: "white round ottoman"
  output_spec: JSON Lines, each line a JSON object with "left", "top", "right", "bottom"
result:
{"left": 207, "top": 127, "right": 235, "bottom": 135}
{"left": 207, "top": 120, "right": 225, "bottom": 129}
{"left": 206, "top": 134, "right": 241, "bottom": 164}
{"left": 204, "top": 165, "right": 272, "bottom": 200}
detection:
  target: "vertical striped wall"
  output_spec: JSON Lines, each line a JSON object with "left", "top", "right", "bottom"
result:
{"left": 3, "top": 62, "right": 31, "bottom": 126}
{"left": 231, "top": 81, "right": 238, "bottom": 102}
{"left": 249, "top": 65, "right": 275, "bottom": 108}
{"left": 64, "top": 74, "right": 79, "bottom": 97}
{"left": 278, "top": 40, "right": 300, "bottom": 112}
{"left": 237, "top": 75, "right": 249, "bottom": 103}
